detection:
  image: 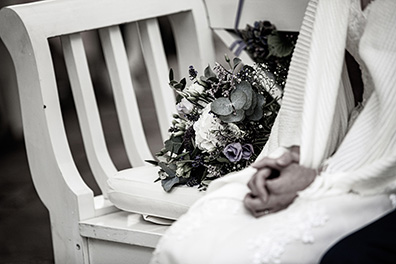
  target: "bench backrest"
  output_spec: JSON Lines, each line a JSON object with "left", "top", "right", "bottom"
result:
{"left": 0, "top": 0, "right": 215, "bottom": 220}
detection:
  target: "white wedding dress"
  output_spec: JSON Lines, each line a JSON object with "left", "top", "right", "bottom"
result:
{"left": 150, "top": 0, "right": 396, "bottom": 263}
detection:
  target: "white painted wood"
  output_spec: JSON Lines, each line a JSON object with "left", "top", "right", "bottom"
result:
{"left": 0, "top": 8, "right": 96, "bottom": 264}
{"left": 205, "top": 0, "right": 310, "bottom": 32}
{"left": 86, "top": 239, "right": 154, "bottom": 264}
{"left": 79, "top": 211, "right": 167, "bottom": 248}
{"left": 62, "top": 34, "right": 117, "bottom": 196}
{"left": 138, "top": 18, "right": 176, "bottom": 140}
{"left": 93, "top": 195, "right": 119, "bottom": 217}
{"left": 213, "top": 29, "right": 254, "bottom": 65}
{"left": 99, "top": 25, "right": 154, "bottom": 166}
{"left": 8, "top": 0, "right": 210, "bottom": 38}
{"left": 168, "top": 8, "right": 215, "bottom": 79}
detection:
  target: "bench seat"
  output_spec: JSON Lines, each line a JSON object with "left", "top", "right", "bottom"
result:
{"left": 107, "top": 166, "right": 205, "bottom": 221}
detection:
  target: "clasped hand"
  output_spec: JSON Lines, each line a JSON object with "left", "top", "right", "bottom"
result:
{"left": 244, "top": 146, "right": 316, "bottom": 218}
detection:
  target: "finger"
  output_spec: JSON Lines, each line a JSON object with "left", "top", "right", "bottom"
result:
{"left": 243, "top": 193, "right": 268, "bottom": 215}
{"left": 251, "top": 157, "right": 283, "bottom": 170}
{"left": 289, "top": 145, "right": 301, "bottom": 157}
{"left": 255, "top": 169, "right": 269, "bottom": 202}
{"left": 290, "top": 149, "right": 300, "bottom": 162}
{"left": 264, "top": 192, "right": 297, "bottom": 214}
{"left": 249, "top": 168, "right": 271, "bottom": 202}
{"left": 266, "top": 173, "right": 296, "bottom": 194}
{"left": 276, "top": 151, "right": 299, "bottom": 166}
{"left": 266, "top": 177, "right": 283, "bottom": 194}
{"left": 253, "top": 208, "right": 273, "bottom": 218}
{"left": 243, "top": 193, "right": 258, "bottom": 215}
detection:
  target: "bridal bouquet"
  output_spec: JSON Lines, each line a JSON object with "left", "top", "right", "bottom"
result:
{"left": 148, "top": 57, "right": 281, "bottom": 192}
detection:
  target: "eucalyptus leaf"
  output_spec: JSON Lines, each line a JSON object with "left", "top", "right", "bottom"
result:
{"left": 164, "top": 136, "right": 183, "bottom": 154}
{"left": 168, "top": 163, "right": 177, "bottom": 171}
{"left": 257, "top": 93, "right": 266, "bottom": 108}
{"left": 170, "top": 136, "right": 183, "bottom": 154}
{"left": 158, "top": 162, "right": 176, "bottom": 178}
{"left": 230, "top": 89, "right": 247, "bottom": 110}
{"left": 248, "top": 94, "right": 266, "bottom": 121}
{"left": 245, "top": 92, "right": 258, "bottom": 116}
{"left": 236, "top": 81, "right": 253, "bottom": 110}
{"left": 211, "top": 98, "right": 233, "bottom": 115}
{"left": 267, "top": 32, "right": 295, "bottom": 58}
{"left": 164, "top": 139, "right": 173, "bottom": 152}
{"left": 161, "top": 177, "right": 180, "bottom": 192}
{"left": 233, "top": 57, "right": 242, "bottom": 70}
{"left": 219, "top": 109, "right": 245, "bottom": 123}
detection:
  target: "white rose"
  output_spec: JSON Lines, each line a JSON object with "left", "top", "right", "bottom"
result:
{"left": 193, "top": 104, "right": 223, "bottom": 152}
{"left": 176, "top": 98, "right": 194, "bottom": 115}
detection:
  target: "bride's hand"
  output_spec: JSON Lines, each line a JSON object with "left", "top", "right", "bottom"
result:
{"left": 244, "top": 146, "right": 316, "bottom": 217}
{"left": 262, "top": 163, "right": 316, "bottom": 214}
{"left": 244, "top": 162, "right": 317, "bottom": 217}
{"left": 244, "top": 148, "right": 300, "bottom": 217}
{"left": 247, "top": 146, "right": 300, "bottom": 203}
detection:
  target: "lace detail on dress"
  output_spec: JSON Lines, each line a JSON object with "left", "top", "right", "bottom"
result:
{"left": 248, "top": 202, "right": 329, "bottom": 264}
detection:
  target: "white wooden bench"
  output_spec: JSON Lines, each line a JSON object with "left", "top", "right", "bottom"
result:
{"left": 0, "top": 0, "right": 308, "bottom": 263}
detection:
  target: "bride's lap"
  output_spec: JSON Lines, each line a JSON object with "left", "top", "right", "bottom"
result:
{"left": 151, "top": 183, "right": 394, "bottom": 264}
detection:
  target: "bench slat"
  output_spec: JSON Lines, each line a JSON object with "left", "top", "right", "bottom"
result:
{"left": 139, "top": 18, "right": 176, "bottom": 141}
{"left": 62, "top": 34, "right": 117, "bottom": 196}
{"left": 169, "top": 10, "right": 215, "bottom": 79}
{"left": 99, "top": 25, "right": 154, "bottom": 167}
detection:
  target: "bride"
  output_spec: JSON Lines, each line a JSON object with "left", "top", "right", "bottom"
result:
{"left": 150, "top": 0, "right": 396, "bottom": 263}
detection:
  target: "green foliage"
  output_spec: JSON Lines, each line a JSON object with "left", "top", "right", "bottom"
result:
{"left": 211, "top": 81, "right": 266, "bottom": 123}
{"left": 267, "top": 31, "right": 295, "bottom": 58}
{"left": 161, "top": 176, "right": 188, "bottom": 192}
{"left": 238, "top": 20, "right": 298, "bottom": 88}
{"left": 164, "top": 136, "right": 183, "bottom": 155}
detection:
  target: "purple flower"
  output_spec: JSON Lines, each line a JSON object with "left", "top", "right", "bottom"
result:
{"left": 241, "top": 144, "right": 254, "bottom": 160}
{"left": 223, "top": 143, "right": 243, "bottom": 163}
